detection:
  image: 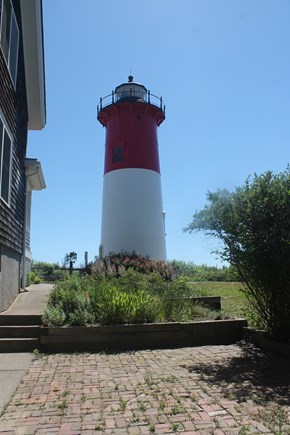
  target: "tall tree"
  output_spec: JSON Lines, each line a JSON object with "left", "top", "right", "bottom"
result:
{"left": 63, "top": 252, "right": 77, "bottom": 268}
{"left": 184, "top": 168, "right": 290, "bottom": 342}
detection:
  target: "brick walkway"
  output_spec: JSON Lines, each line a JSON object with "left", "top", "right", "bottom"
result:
{"left": 0, "top": 343, "right": 289, "bottom": 434}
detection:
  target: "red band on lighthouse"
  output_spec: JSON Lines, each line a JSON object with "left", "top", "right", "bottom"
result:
{"left": 99, "top": 101, "right": 164, "bottom": 175}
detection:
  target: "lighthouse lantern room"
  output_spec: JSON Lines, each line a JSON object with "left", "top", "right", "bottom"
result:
{"left": 97, "top": 76, "right": 167, "bottom": 260}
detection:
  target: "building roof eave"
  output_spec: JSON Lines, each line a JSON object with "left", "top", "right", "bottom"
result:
{"left": 20, "top": 0, "right": 46, "bottom": 130}
{"left": 25, "top": 158, "right": 46, "bottom": 191}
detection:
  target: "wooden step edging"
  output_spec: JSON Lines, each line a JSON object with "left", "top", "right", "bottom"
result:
{"left": 40, "top": 319, "right": 247, "bottom": 353}
{"left": 0, "top": 315, "right": 42, "bottom": 352}
{"left": 0, "top": 337, "right": 40, "bottom": 352}
{"left": 0, "top": 315, "right": 42, "bottom": 326}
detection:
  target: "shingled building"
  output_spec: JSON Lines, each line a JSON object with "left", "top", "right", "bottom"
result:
{"left": 0, "top": 0, "right": 46, "bottom": 311}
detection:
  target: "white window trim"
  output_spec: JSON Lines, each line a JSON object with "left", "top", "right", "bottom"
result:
{"left": 0, "top": 0, "right": 20, "bottom": 89}
{"left": 0, "top": 110, "right": 13, "bottom": 207}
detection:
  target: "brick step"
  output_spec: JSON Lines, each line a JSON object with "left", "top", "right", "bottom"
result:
{"left": 0, "top": 326, "right": 41, "bottom": 338}
{"left": 0, "top": 338, "right": 40, "bottom": 353}
{"left": 0, "top": 315, "right": 42, "bottom": 326}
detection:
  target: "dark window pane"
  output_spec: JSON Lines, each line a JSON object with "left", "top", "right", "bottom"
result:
{"left": 1, "top": 129, "right": 11, "bottom": 203}
{"left": 113, "top": 146, "right": 123, "bottom": 162}
{"left": 0, "top": 119, "right": 3, "bottom": 177}
{"left": 0, "top": 0, "right": 12, "bottom": 63}
{"left": 8, "top": 11, "right": 19, "bottom": 86}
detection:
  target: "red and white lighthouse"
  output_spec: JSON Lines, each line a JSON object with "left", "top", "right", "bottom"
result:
{"left": 97, "top": 76, "right": 166, "bottom": 260}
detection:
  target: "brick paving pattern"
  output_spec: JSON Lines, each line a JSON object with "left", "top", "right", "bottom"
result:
{"left": 0, "top": 343, "right": 289, "bottom": 434}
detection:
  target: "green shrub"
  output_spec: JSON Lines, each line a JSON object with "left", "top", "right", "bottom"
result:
{"left": 31, "top": 261, "right": 62, "bottom": 280}
{"left": 191, "top": 304, "right": 221, "bottom": 320}
{"left": 68, "top": 306, "right": 95, "bottom": 326}
{"left": 157, "top": 279, "right": 195, "bottom": 322}
{"left": 42, "top": 269, "right": 220, "bottom": 326}
{"left": 148, "top": 276, "right": 193, "bottom": 299}
{"left": 242, "top": 305, "right": 264, "bottom": 330}
{"left": 95, "top": 286, "right": 163, "bottom": 324}
{"left": 113, "top": 268, "right": 150, "bottom": 292}
{"left": 28, "top": 271, "right": 42, "bottom": 285}
{"left": 162, "top": 298, "right": 193, "bottom": 322}
{"left": 185, "top": 168, "right": 290, "bottom": 341}
{"left": 42, "top": 305, "right": 66, "bottom": 327}
{"left": 43, "top": 275, "right": 95, "bottom": 327}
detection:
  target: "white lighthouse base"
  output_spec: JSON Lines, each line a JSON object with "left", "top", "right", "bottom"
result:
{"left": 100, "top": 168, "right": 166, "bottom": 260}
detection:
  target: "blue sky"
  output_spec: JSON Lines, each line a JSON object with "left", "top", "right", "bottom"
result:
{"left": 28, "top": 0, "right": 290, "bottom": 266}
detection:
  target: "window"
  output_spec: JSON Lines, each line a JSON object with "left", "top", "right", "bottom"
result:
{"left": 0, "top": 114, "right": 13, "bottom": 205}
{"left": 113, "top": 146, "right": 123, "bottom": 162}
{"left": 0, "top": 0, "right": 19, "bottom": 87}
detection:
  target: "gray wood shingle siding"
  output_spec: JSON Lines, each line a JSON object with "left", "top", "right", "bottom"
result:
{"left": 0, "top": 0, "right": 29, "bottom": 255}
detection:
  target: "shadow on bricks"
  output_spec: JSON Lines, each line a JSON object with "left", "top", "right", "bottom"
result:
{"left": 182, "top": 342, "right": 290, "bottom": 405}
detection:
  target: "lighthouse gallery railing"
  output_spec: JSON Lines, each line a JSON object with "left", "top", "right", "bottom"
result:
{"left": 97, "top": 90, "right": 165, "bottom": 116}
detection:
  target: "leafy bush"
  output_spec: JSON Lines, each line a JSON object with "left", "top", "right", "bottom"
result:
{"left": 162, "top": 297, "right": 193, "bottom": 322}
{"left": 191, "top": 304, "right": 222, "bottom": 320}
{"left": 110, "top": 270, "right": 197, "bottom": 321}
{"left": 31, "top": 261, "right": 64, "bottom": 281}
{"left": 43, "top": 275, "right": 95, "bottom": 327}
{"left": 152, "top": 277, "right": 201, "bottom": 322}
{"left": 28, "top": 271, "right": 42, "bottom": 285}
{"left": 112, "top": 268, "right": 150, "bottom": 292}
{"left": 185, "top": 168, "right": 290, "bottom": 341}
{"left": 242, "top": 305, "right": 264, "bottom": 330}
{"left": 43, "top": 305, "right": 66, "bottom": 327}
{"left": 94, "top": 286, "right": 163, "bottom": 324}
{"left": 68, "top": 305, "right": 95, "bottom": 326}
{"left": 42, "top": 270, "right": 216, "bottom": 327}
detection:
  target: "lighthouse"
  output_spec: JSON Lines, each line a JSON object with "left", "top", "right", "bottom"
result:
{"left": 97, "top": 76, "right": 166, "bottom": 260}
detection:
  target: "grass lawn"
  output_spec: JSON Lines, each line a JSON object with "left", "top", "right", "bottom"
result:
{"left": 189, "top": 281, "right": 248, "bottom": 318}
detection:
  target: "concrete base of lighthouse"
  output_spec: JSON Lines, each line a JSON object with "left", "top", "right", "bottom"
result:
{"left": 100, "top": 168, "right": 166, "bottom": 260}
